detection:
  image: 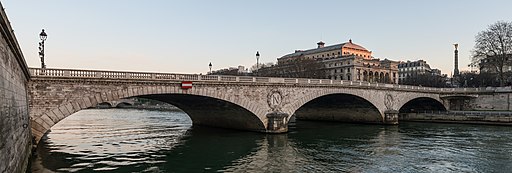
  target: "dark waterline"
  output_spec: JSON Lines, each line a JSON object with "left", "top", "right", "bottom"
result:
{"left": 32, "top": 109, "right": 512, "bottom": 172}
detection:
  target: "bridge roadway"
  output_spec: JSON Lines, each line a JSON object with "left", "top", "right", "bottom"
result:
{"left": 27, "top": 68, "right": 484, "bottom": 143}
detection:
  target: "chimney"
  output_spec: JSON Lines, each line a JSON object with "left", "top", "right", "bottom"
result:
{"left": 349, "top": 39, "right": 352, "bottom": 44}
{"left": 317, "top": 41, "right": 325, "bottom": 48}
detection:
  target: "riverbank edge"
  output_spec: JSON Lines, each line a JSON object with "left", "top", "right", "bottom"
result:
{"left": 399, "top": 113, "right": 512, "bottom": 126}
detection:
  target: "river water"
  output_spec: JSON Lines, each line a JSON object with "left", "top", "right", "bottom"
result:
{"left": 32, "top": 109, "right": 512, "bottom": 173}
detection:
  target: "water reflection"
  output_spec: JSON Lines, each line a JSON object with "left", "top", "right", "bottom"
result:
{"left": 33, "top": 109, "right": 512, "bottom": 173}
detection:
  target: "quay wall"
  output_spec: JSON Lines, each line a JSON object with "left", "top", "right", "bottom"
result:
{"left": 0, "top": 3, "right": 32, "bottom": 173}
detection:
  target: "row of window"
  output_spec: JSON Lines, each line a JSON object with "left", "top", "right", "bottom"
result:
{"left": 331, "top": 68, "right": 351, "bottom": 73}
{"left": 327, "top": 61, "right": 352, "bottom": 67}
{"left": 398, "top": 67, "right": 428, "bottom": 71}
{"left": 306, "top": 51, "right": 369, "bottom": 59}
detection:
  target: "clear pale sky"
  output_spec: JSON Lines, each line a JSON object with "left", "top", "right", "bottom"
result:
{"left": 3, "top": 1, "right": 511, "bottom": 74}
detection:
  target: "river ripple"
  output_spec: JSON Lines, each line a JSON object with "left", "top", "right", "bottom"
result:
{"left": 32, "top": 109, "right": 512, "bottom": 173}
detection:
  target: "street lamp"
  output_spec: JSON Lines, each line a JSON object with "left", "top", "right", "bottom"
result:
{"left": 256, "top": 51, "right": 260, "bottom": 75}
{"left": 208, "top": 62, "right": 212, "bottom": 74}
{"left": 39, "top": 29, "right": 47, "bottom": 69}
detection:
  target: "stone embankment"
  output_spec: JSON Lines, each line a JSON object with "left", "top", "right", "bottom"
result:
{"left": 400, "top": 111, "right": 512, "bottom": 125}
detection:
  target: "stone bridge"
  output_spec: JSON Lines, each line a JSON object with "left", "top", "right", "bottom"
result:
{"left": 28, "top": 68, "right": 484, "bottom": 143}
{"left": 97, "top": 98, "right": 135, "bottom": 108}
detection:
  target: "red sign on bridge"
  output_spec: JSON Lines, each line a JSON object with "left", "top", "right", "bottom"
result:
{"left": 181, "top": 81, "right": 193, "bottom": 89}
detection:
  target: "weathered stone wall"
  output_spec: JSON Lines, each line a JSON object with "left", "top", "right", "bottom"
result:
{"left": 469, "top": 93, "right": 511, "bottom": 111}
{"left": 0, "top": 4, "right": 32, "bottom": 173}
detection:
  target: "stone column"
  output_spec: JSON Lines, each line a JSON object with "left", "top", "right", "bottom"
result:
{"left": 383, "top": 110, "right": 399, "bottom": 125}
{"left": 266, "top": 112, "right": 289, "bottom": 133}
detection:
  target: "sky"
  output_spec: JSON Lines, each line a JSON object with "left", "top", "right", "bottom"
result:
{"left": 2, "top": 0, "right": 511, "bottom": 74}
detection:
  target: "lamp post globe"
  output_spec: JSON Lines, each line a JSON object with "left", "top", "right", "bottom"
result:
{"left": 39, "top": 29, "right": 47, "bottom": 41}
{"left": 208, "top": 62, "right": 212, "bottom": 74}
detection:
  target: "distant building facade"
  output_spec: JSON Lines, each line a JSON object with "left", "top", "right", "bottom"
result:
{"left": 258, "top": 40, "right": 399, "bottom": 84}
{"left": 210, "top": 65, "right": 248, "bottom": 75}
{"left": 398, "top": 60, "right": 441, "bottom": 83}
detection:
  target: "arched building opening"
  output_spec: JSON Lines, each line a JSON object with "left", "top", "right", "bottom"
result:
{"left": 294, "top": 94, "right": 382, "bottom": 123}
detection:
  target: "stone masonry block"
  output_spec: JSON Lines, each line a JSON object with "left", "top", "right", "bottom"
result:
{"left": 59, "top": 105, "right": 70, "bottom": 118}
{"left": 128, "top": 88, "right": 134, "bottom": 97}
{"left": 44, "top": 112, "right": 58, "bottom": 124}
{"left": 71, "top": 102, "right": 81, "bottom": 112}
{"left": 82, "top": 97, "right": 92, "bottom": 108}
{"left": 117, "top": 90, "right": 125, "bottom": 99}
{"left": 31, "top": 128, "right": 44, "bottom": 139}
{"left": 112, "top": 91, "right": 119, "bottom": 100}
{"left": 52, "top": 109, "right": 65, "bottom": 120}
{"left": 106, "top": 91, "right": 113, "bottom": 101}
{"left": 89, "top": 95, "right": 98, "bottom": 107}
{"left": 39, "top": 117, "right": 53, "bottom": 130}
{"left": 94, "top": 94, "right": 103, "bottom": 104}
{"left": 100, "top": 92, "right": 108, "bottom": 101}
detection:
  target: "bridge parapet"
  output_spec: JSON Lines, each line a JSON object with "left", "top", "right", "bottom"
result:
{"left": 30, "top": 68, "right": 462, "bottom": 93}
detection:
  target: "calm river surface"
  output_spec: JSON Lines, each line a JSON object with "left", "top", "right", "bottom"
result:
{"left": 32, "top": 109, "right": 512, "bottom": 173}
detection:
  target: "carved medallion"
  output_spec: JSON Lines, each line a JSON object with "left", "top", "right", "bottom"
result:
{"left": 384, "top": 93, "right": 394, "bottom": 110}
{"left": 267, "top": 89, "right": 283, "bottom": 111}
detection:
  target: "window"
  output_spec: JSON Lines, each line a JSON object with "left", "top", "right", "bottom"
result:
{"left": 347, "top": 68, "right": 351, "bottom": 72}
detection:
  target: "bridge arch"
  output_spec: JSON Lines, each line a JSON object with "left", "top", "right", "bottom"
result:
{"left": 398, "top": 97, "right": 447, "bottom": 113}
{"left": 30, "top": 85, "right": 267, "bottom": 144}
{"left": 285, "top": 89, "right": 386, "bottom": 123}
{"left": 97, "top": 102, "right": 113, "bottom": 108}
{"left": 292, "top": 93, "right": 382, "bottom": 123}
{"left": 114, "top": 101, "right": 133, "bottom": 108}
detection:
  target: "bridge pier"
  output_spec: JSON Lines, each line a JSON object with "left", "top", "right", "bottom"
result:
{"left": 383, "top": 110, "right": 399, "bottom": 125}
{"left": 266, "top": 112, "right": 289, "bottom": 133}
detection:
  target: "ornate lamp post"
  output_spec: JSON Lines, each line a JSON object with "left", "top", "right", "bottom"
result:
{"left": 256, "top": 51, "right": 260, "bottom": 75}
{"left": 208, "top": 62, "right": 212, "bottom": 74}
{"left": 39, "top": 29, "right": 47, "bottom": 69}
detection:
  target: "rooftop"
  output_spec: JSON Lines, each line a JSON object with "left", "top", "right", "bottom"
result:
{"left": 280, "top": 39, "right": 370, "bottom": 59}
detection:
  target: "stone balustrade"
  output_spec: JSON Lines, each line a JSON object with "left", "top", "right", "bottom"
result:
{"left": 29, "top": 67, "right": 512, "bottom": 94}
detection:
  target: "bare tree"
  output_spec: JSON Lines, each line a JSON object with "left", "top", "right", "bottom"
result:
{"left": 401, "top": 73, "right": 447, "bottom": 87}
{"left": 257, "top": 58, "right": 326, "bottom": 78}
{"left": 471, "top": 21, "right": 512, "bottom": 86}
{"left": 249, "top": 62, "right": 275, "bottom": 72}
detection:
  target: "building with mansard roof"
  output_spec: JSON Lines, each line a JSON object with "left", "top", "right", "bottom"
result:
{"left": 258, "top": 40, "right": 399, "bottom": 84}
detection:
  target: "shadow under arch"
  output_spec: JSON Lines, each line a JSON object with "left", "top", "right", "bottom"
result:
{"left": 115, "top": 102, "right": 133, "bottom": 108}
{"left": 97, "top": 102, "right": 112, "bottom": 108}
{"left": 293, "top": 93, "right": 383, "bottom": 123}
{"left": 138, "top": 93, "right": 266, "bottom": 132}
{"left": 399, "top": 97, "right": 447, "bottom": 113}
